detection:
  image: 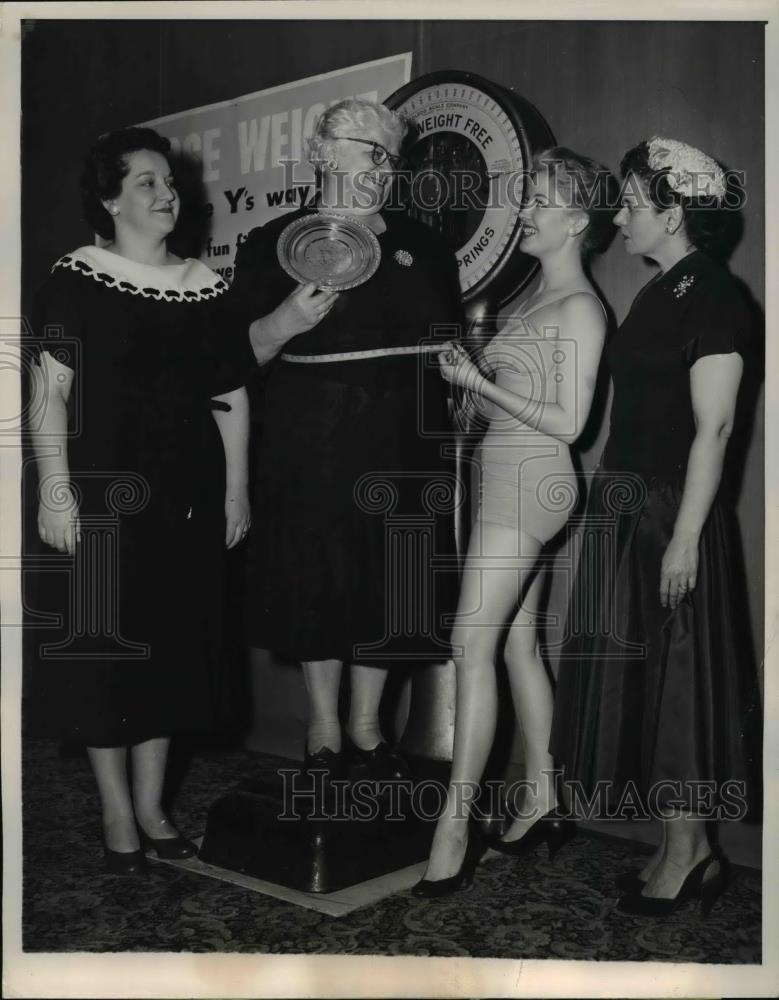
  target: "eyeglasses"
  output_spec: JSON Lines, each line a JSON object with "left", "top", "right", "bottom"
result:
{"left": 338, "top": 136, "right": 406, "bottom": 171}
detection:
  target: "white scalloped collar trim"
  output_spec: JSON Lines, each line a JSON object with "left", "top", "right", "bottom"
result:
{"left": 53, "top": 246, "right": 228, "bottom": 302}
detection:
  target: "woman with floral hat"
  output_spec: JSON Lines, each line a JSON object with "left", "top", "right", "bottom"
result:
{"left": 550, "top": 137, "right": 761, "bottom": 916}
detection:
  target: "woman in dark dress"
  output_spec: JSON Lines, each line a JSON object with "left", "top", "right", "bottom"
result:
{"left": 230, "top": 99, "right": 461, "bottom": 776}
{"left": 29, "top": 128, "right": 250, "bottom": 873}
{"left": 550, "top": 137, "right": 760, "bottom": 915}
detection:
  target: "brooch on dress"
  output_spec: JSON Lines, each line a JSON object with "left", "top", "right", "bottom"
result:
{"left": 673, "top": 275, "right": 695, "bottom": 298}
{"left": 394, "top": 249, "right": 413, "bottom": 267}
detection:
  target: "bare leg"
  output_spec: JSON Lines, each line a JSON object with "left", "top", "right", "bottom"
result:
{"left": 637, "top": 822, "right": 667, "bottom": 882}
{"left": 641, "top": 811, "right": 713, "bottom": 898}
{"left": 500, "top": 568, "right": 558, "bottom": 842}
{"left": 422, "top": 524, "right": 542, "bottom": 882}
{"left": 131, "top": 736, "right": 181, "bottom": 840}
{"left": 86, "top": 745, "right": 138, "bottom": 853}
{"left": 347, "top": 663, "right": 390, "bottom": 750}
{"left": 302, "top": 659, "right": 343, "bottom": 754}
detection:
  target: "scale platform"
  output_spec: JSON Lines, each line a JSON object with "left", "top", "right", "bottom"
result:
{"left": 198, "top": 758, "right": 452, "bottom": 894}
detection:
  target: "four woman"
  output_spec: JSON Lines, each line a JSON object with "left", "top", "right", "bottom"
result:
{"left": 30, "top": 107, "right": 759, "bottom": 918}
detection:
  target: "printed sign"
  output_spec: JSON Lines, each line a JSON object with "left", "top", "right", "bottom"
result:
{"left": 141, "top": 54, "right": 412, "bottom": 280}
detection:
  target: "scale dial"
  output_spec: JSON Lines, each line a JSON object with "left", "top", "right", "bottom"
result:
{"left": 387, "top": 71, "right": 555, "bottom": 307}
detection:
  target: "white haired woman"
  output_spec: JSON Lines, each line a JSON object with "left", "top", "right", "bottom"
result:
{"left": 550, "top": 137, "right": 761, "bottom": 916}
{"left": 228, "top": 99, "right": 462, "bottom": 780}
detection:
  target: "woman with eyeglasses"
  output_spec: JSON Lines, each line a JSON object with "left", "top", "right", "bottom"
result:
{"left": 229, "top": 99, "right": 462, "bottom": 782}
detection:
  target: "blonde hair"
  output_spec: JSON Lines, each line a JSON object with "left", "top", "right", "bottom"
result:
{"left": 533, "top": 146, "right": 620, "bottom": 257}
{"left": 307, "top": 98, "right": 407, "bottom": 169}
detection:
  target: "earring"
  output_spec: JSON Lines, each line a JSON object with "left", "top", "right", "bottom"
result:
{"left": 327, "top": 159, "right": 338, "bottom": 171}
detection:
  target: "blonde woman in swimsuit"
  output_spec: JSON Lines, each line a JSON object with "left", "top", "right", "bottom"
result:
{"left": 414, "top": 148, "right": 618, "bottom": 897}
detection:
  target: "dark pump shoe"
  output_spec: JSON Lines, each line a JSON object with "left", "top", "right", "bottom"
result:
{"left": 615, "top": 871, "right": 647, "bottom": 895}
{"left": 103, "top": 846, "right": 147, "bottom": 876}
{"left": 490, "top": 808, "right": 576, "bottom": 863}
{"left": 345, "top": 737, "right": 410, "bottom": 782}
{"left": 617, "top": 853, "right": 729, "bottom": 917}
{"left": 139, "top": 830, "right": 198, "bottom": 859}
{"left": 412, "top": 826, "right": 486, "bottom": 899}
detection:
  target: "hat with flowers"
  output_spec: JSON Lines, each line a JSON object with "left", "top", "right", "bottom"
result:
{"left": 647, "top": 137, "right": 726, "bottom": 201}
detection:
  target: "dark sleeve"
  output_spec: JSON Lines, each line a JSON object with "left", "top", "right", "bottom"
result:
{"left": 29, "top": 268, "right": 85, "bottom": 371}
{"left": 208, "top": 293, "right": 257, "bottom": 398}
{"left": 218, "top": 223, "right": 297, "bottom": 386}
{"left": 682, "top": 276, "right": 751, "bottom": 368}
{"left": 227, "top": 223, "right": 294, "bottom": 328}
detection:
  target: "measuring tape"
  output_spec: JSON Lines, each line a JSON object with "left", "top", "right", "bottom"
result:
{"left": 280, "top": 343, "right": 447, "bottom": 363}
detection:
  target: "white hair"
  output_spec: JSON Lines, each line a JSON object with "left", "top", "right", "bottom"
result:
{"left": 307, "top": 98, "right": 407, "bottom": 169}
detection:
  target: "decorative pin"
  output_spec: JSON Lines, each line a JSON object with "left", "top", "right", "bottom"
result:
{"left": 673, "top": 275, "right": 695, "bottom": 298}
{"left": 394, "top": 249, "right": 413, "bottom": 267}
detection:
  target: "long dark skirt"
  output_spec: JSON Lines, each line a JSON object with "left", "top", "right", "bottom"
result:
{"left": 550, "top": 470, "right": 761, "bottom": 817}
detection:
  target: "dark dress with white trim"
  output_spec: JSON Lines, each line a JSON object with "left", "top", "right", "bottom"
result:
{"left": 229, "top": 207, "right": 463, "bottom": 664}
{"left": 27, "top": 247, "right": 246, "bottom": 746}
{"left": 550, "top": 251, "right": 761, "bottom": 812}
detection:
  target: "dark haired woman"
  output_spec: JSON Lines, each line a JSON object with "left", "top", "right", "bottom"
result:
{"left": 550, "top": 137, "right": 759, "bottom": 915}
{"left": 414, "top": 148, "right": 618, "bottom": 896}
{"left": 29, "top": 128, "right": 250, "bottom": 873}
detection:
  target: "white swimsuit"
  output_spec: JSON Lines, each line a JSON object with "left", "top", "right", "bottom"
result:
{"left": 476, "top": 292, "right": 605, "bottom": 544}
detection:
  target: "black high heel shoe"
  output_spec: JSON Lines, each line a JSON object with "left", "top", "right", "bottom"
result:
{"left": 617, "top": 853, "right": 729, "bottom": 917}
{"left": 614, "top": 871, "right": 647, "bottom": 895}
{"left": 103, "top": 846, "right": 147, "bottom": 876}
{"left": 138, "top": 829, "right": 198, "bottom": 860}
{"left": 490, "top": 808, "right": 575, "bottom": 864}
{"left": 412, "top": 824, "right": 486, "bottom": 899}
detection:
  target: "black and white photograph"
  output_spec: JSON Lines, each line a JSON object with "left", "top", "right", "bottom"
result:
{"left": 2, "top": 2, "right": 776, "bottom": 997}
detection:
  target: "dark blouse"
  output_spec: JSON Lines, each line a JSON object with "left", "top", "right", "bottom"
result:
{"left": 226, "top": 206, "right": 464, "bottom": 373}
{"left": 30, "top": 249, "right": 246, "bottom": 517}
{"left": 604, "top": 250, "right": 751, "bottom": 480}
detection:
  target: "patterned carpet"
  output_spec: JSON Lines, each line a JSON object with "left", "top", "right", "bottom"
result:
{"left": 21, "top": 738, "right": 761, "bottom": 960}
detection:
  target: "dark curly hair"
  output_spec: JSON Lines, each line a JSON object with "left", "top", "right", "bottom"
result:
{"left": 81, "top": 127, "right": 173, "bottom": 240}
{"left": 619, "top": 140, "right": 736, "bottom": 260}
{"left": 533, "top": 146, "right": 620, "bottom": 258}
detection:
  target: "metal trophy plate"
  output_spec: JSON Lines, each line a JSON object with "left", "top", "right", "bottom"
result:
{"left": 276, "top": 212, "right": 382, "bottom": 290}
